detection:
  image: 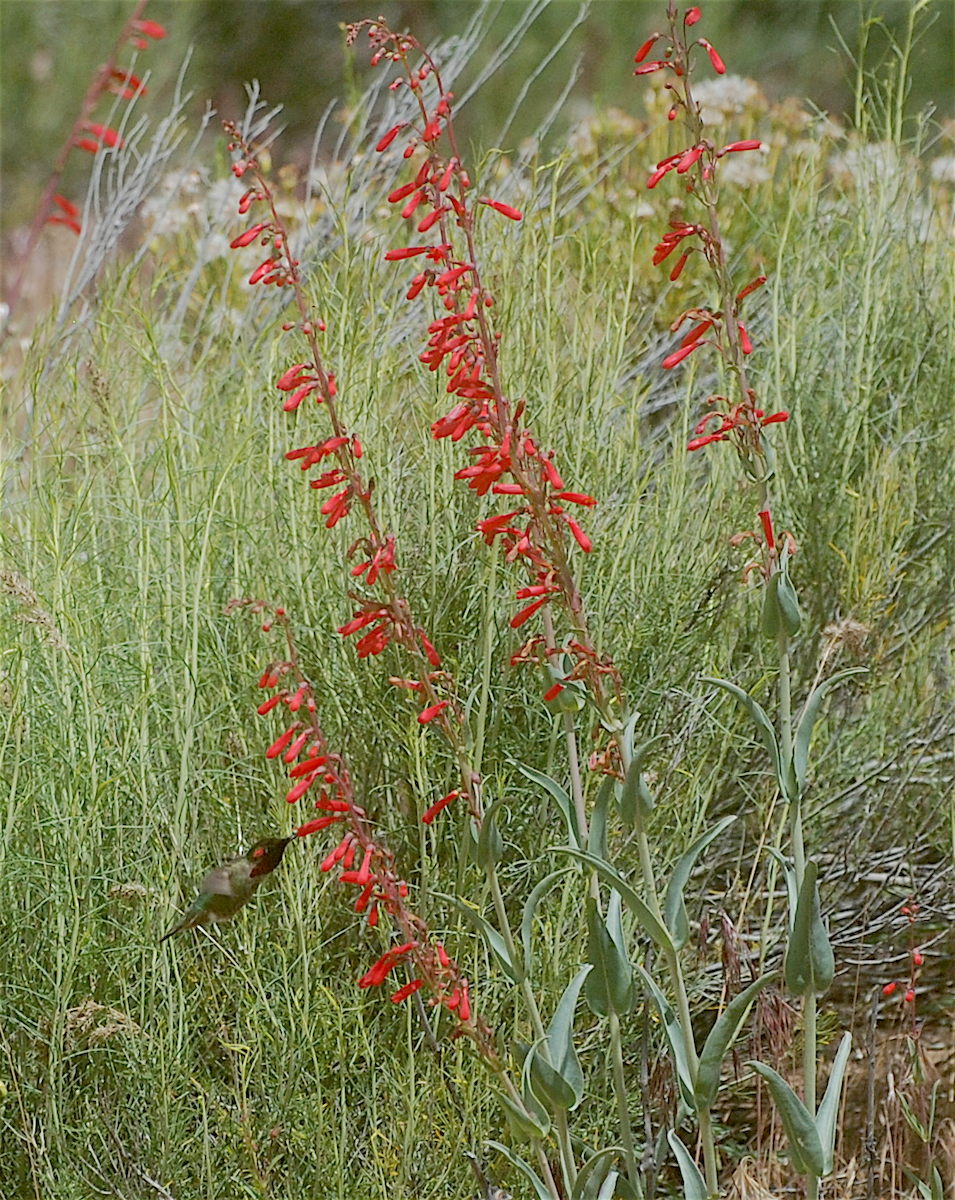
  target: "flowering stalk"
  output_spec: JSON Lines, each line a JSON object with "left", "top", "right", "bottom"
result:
{"left": 643, "top": 7, "right": 860, "bottom": 1198}
{"left": 226, "top": 598, "right": 498, "bottom": 1059}
{"left": 0, "top": 0, "right": 165, "bottom": 346}
{"left": 349, "top": 20, "right": 626, "bottom": 781}
{"left": 224, "top": 112, "right": 569, "bottom": 1197}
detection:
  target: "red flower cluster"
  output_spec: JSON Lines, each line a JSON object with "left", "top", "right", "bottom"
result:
{"left": 353, "top": 17, "right": 607, "bottom": 698}
{"left": 47, "top": 12, "right": 165, "bottom": 237}
{"left": 239, "top": 600, "right": 492, "bottom": 1049}
{"left": 687, "top": 397, "right": 789, "bottom": 452}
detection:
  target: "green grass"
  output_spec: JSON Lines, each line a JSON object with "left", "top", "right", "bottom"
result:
{"left": 1, "top": 58, "right": 954, "bottom": 1200}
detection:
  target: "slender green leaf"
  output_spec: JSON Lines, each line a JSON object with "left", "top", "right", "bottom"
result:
{"left": 521, "top": 868, "right": 575, "bottom": 977}
{"left": 477, "top": 796, "right": 508, "bottom": 868}
{"left": 695, "top": 971, "right": 779, "bottom": 1108}
{"left": 775, "top": 563, "right": 802, "bottom": 636}
{"left": 636, "top": 965, "right": 696, "bottom": 1110}
{"left": 545, "top": 965, "right": 590, "bottom": 1107}
{"left": 792, "top": 669, "right": 866, "bottom": 797}
{"left": 750, "top": 1062, "right": 825, "bottom": 1176}
{"left": 495, "top": 1085, "right": 550, "bottom": 1141}
{"left": 590, "top": 773, "right": 614, "bottom": 862}
{"left": 438, "top": 893, "right": 524, "bottom": 983}
{"left": 666, "top": 1130, "right": 708, "bottom": 1200}
{"left": 619, "top": 735, "right": 664, "bottom": 825}
{"left": 553, "top": 848, "right": 674, "bottom": 952}
{"left": 528, "top": 1042, "right": 578, "bottom": 1112}
{"left": 701, "top": 677, "right": 793, "bottom": 801}
{"left": 815, "top": 1032, "right": 852, "bottom": 1174}
{"left": 664, "top": 816, "right": 736, "bottom": 949}
{"left": 571, "top": 1146, "right": 623, "bottom": 1200}
{"left": 519, "top": 762, "right": 580, "bottom": 848}
{"left": 486, "top": 1141, "right": 553, "bottom": 1200}
{"left": 767, "top": 848, "right": 798, "bottom": 930}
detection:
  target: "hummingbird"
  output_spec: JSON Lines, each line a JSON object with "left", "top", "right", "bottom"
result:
{"left": 159, "top": 836, "right": 293, "bottom": 943}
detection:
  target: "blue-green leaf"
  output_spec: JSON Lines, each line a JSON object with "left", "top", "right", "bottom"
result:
{"left": 815, "top": 1032, "right": 852, "bottom": 1175}
{"left": 486, "top": 1140, "right": 553, "bottom": 1200}
{"left": 494, "top": 1086, "right": 550, "bottom": 1141}
{"left": 528, "top": 1042, "right": 577, "bottom": 1112}
{"left": 695, "top": 971, "right": 779, "bottom": 1109}
{"left": 619, "top": 736, "right": 664, "bottom": 826}
{"left": 545, "top": 965, "right": 590, "bottom": 1108}
{"left": 750, "top": 1062, "right": 825, "bottom": 1176}
{"left": 792, "top": 669, "right": 866, "bottom": 797}
{"left": 664, "top": 816, "right": 736, "bottom": 949}
{"left": 636, "top": 965, "right": 696, "bottom": 1111}
{"left": 666, "top": 1130, "right": 708, "bottom": 1200}
{"left": 438, "top": 893, "right": 524, "bottom": 984}
{"left": 767, "top": 848, "right": 798, "bottom": 931}
{"left": 518, "top": 763, "right": 580, "bottom": 849}
{"left": 477, "top": 796, "right": 508, "bottom": 868}
{"left": 785, "top": 861, "right": 834, "bottom": 997}
{"left": 571, "top": 1146, "right": 624, "bottom": 1200}
{"left": 585, "top": 894, "right": 634, "bottom": 1017}
{"left": 589, "top": 774, "right": 614, "bottom": 862}
{"left": 521, "top": 868, "right": 575, "bottom": 979}
{"left": 701, "top": 677, "right": 793, "bottom": 801}
{"left": 553, "top": 848, "right": 674, "bottom": 952}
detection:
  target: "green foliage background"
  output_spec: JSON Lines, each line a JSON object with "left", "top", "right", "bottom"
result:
{"left": 1, "top": 5, "right": 953, "bottom": 1198}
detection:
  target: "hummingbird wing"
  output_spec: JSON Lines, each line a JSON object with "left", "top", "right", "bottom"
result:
{"left": 198, "top": 863, "right": 236, "bottom": 896}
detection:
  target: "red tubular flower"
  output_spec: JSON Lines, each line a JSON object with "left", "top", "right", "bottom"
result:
{"left": 554, "top": 491, "right": 596, "bottom": 507}
{"left": 296, "top": 815, "right": 343, "bottom": 837}
{"left": 230, "top": 222, "right": 271, "bottom": 248}
{"left": 109, "top": 69, "right": 145, "bottom": 99}
{"left": 510, "top": 596, "right": 549, "bottom": 628}
{"left": 677, "top": 146, "right": 704, "bottom": 174}
{"left": 481, "top": 198, "right": 523, "bottom": 221}
{"left": 543, "top": 682, "right": 564, "bottom": 703}
{"left": 384, "top": 246, "right": 431, "bottom": 261}
{"left": 670, "top": 252, "right": 690, "bottom": 281}
{"left": 759, "top": 411, "right": 789, "bottom": 427}
{"left": 882, "top": 981, "right": 898, "bottom": 996}
{"left": 422, "top": 789, "right": 460, "bottom": 825}
{"left": 376, "top": 125, "right": 403, "bottom": 152}
{"left": 685, "top": 6, "right": 702, "bottom": 25}
{"left": 634, "top": 34, "right": 660, "bottom": 62}
{"left": 266, "top": 726, "right": 300, "bottom": 759}
{"left": 736, "top": 275, "right": 767, "bottom": 303}
{"left": 131, "top": 18, "right": 166, "bottom": 39}
{"left": 647, "top": 154, "right": 682, "bottom": 189}
{"left": 634, "top": 61, "right": 666, "bottom": 76}
{"left": 418, "top": 700, "right": 449, "bottom": 724}
{"left": 565, "top": 517, "right": 593, "bottom": 553}
{"left": 418, "top": 630, "right": 442, "bottom": 667}
{"left": 738, "top": 323, "right": 753, "bottom": 354}
{"left": 699, "top": 39, "right": 726, "bottom": 74}
{"left": 758, "top": 510, "right": 775, "bottom": 550}
{"left": 84, "top": 122, "right": 123, "bottom": 148}
{"left": 722, "top": 139, "right": 763, "bottom": 154}
{"left": 662, "top": 343, "right": 699, "bottom": 369}
{"left": 391, "top": 979, "right": 425, "bottom": 1004}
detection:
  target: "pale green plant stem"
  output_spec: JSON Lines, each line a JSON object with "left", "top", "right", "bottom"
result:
{"left": 473, "top": 538, "right": 500, "bottom": 781}
{"left": 609, "top": 1009, "right": 644, "bottom": 1198}
{"left": 630, "top": 771, "right": 715, "bottom": 1192}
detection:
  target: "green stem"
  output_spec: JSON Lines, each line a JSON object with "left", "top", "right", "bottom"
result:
{"left": 698, "top": 1107, "right": 720, "bottom": 1198}
{"left": 609, "top": 1009, "right": 644, "bottom": 1198}
{"left": 554, "top": 1109, "right": 577, "bottom": 1192}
